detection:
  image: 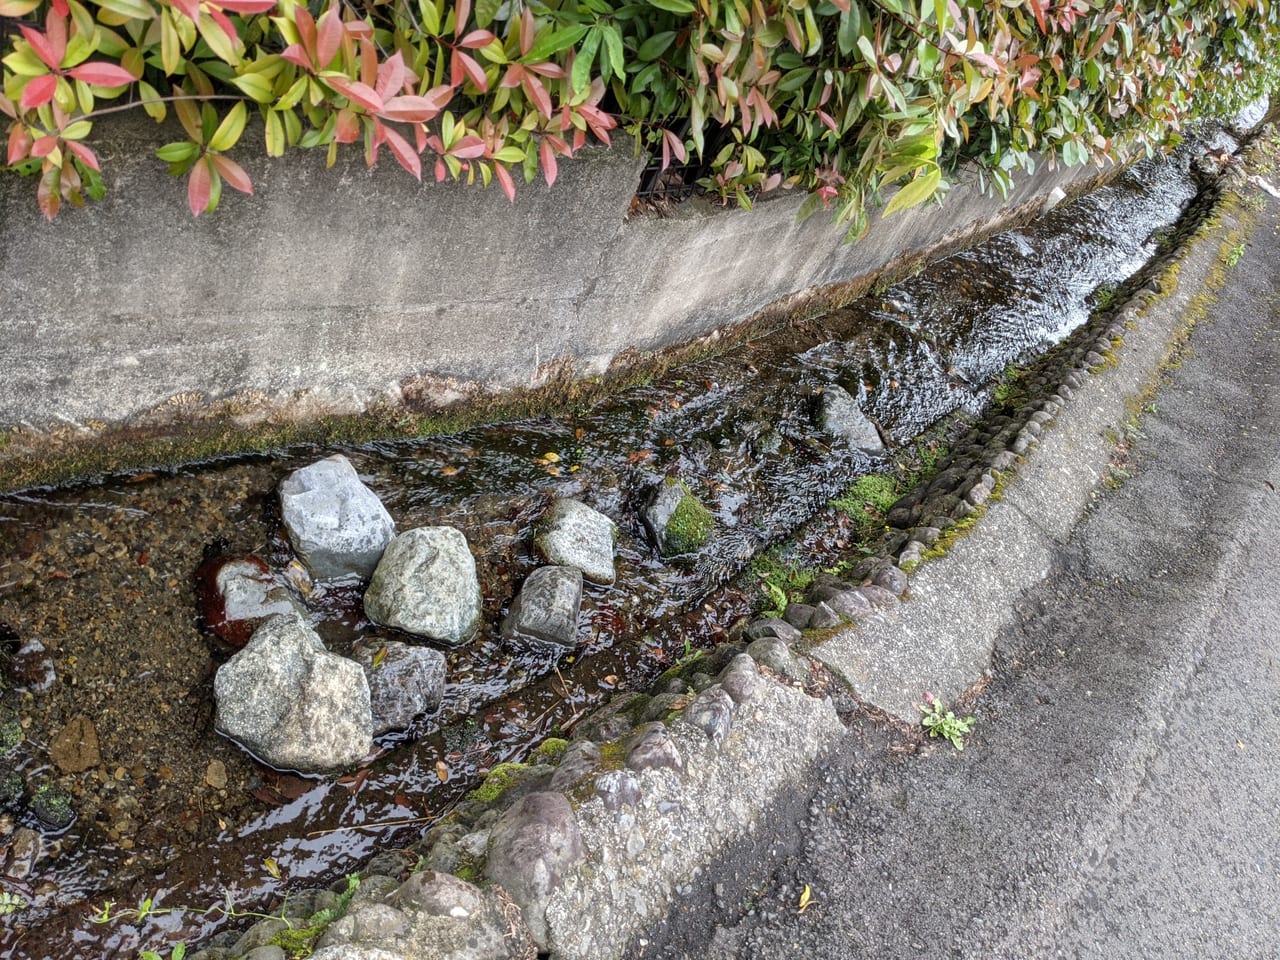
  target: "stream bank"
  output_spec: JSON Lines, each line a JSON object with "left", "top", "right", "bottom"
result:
{"left": 0, "top": 118, "right": 1266, "bottom": 958}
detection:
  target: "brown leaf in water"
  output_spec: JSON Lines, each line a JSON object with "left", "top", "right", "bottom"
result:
{"left": 435, "top": 760, "right": 449, "bottom": 783}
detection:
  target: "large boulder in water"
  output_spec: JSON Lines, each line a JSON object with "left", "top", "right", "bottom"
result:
{"left": 214, "top": 613, "right": 373, "bottom": 772}
{"left": 364, "top": 527, "right": 483, "bottom": 646}
{"left": 643, "top": 478, "right": 714, "bottom": 556}
{"left": 279, "top": 455, "right": 396, "bottom": 581}
{"left": 535, "top": 499, "right": 618, "bottom": 584}
{"left": 819, "top": 384, "right": 884, "bottom": 453}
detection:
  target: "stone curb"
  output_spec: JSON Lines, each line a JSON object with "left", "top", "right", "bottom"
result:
{"left": 187, "top": 129, "right": 1273, "bottom": 960}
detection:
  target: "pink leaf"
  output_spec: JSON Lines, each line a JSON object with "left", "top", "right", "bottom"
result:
{"left": 519, "top": 6, "right": 534, "bottom": 56}
{"left": 212, "top": 0, "right": 277, "bottom": 11}
{"left": 494, "top": 161, "right": 515, "bottom": 202}
{"left": 30, "top": 133, "right": 59, "bottom": 157}
{"left": 68, "top": 62, "right": 138, "bottom": 86}
{"left": 451, "top": 49, "right": 487, "bottom": 91}
{"left": 817, "top": 109, "right": 837, "bottom": 133}
{"left": 316, "top": 6, "right": 342, "bottom": 70}
{"left": 448, "top": 134, "right": 485, "bottom": 159}
{"left": 521, "top": 72, "right": 551, "bottom": 118}
{"left": 281, "top": 45, "right": 312, "bottom": 70}
{"left": 380, "top": 123, "right": 421, "bottom": 180}
{"left": 45, "top": 10, "right": 67, "bottom": 64}
{"left": 188, "top": 156, "right": 212, "bottom": 216}
{"left": 211, "top": 153, "right": 252, "bottom": 193}
{"left": 208, "top": 7, "right": 239, "bottom": 45}
{"left": 434, "top": 157, "right": 446, "bottom": 181}
{"left": 50, "top": 0, "right": 69, "bottom": 16}
{"left": 294, "top": 6, "right": 317, "bottom": 66}
{"left": 334, "top": 108, "right": 360, "bottom": 143}
{"left": 19, "top": 25, "right": 62, "bottom": 71}
{"left": 359, "top": 36, "right": 377, "bottom": 88}
{"left": 326, "top": 76, "right": 384, "bottom": 112}
{"left": 453, "top": 0, "right": 470, "bottom": 37}
{"left": 525, "top": 61, "right": 566, "bottom": 79}
{"left": 19, "top": 74, "right": 58, "bottom": 111}
{"left": 8, "top": 125, "right": 33, "bottom": 165}
{"left": 379, "top": 94, "right": 443, "bottom": 123}
{"left": 375, "top": 50, "right": 405, "bottom": 101}
{"left": 171, "top": 0, "right": 199, "bottom": 18}
{"left": 663, "top": 128, "right": 686, "bottom": 163}
{"left": 65, "top": 139, "right": 100, "bottom": 171}
{"left": 458, "top": 29, "right": 495, "bottom": 49}
{"left": 423, "top": 85, "right": 454, "bottom": 111}
{"left": 539, "top": 138, "right": 557, "bottom": 187}
{"left": 499, "top": 63, "right": 524, "bottom": 89}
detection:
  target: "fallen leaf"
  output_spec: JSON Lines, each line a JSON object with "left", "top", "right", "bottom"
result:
{"left": 541, "top": 452, "right": 560, "bottom": 463}
{"left": 436, "top": 760, "right": 449, "bottom": 783}
{"left": 264, "top": 856, "right": 282, "bottom": 879}
{"left": 440, "top": 465, "right": 461, "bottom": 477}
{"left": 798, "top": 883, "right": 813, "bottom": 914}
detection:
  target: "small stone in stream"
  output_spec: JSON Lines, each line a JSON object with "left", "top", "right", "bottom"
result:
{"left": 364, "top": 527, "right": 483, "bottom": 646}
{"left": 818, "top": 384, "right": 884, "bottom": 452}
{"left": 29, "top": 782, "right": 75, "bottom": 833}
{"left": 485, "top": 792, "right": 584, "bottom": 950}
{"left": 50, "top": 715, "right": 100, "bottom": 774}
{"left": 536, "top": 499, "right": 618, "bottom": 584}
{"left": 625, "top": 722, "right": 684, "bottom": 774}
{"left": 214, "top": 613, "right": 373, "bottom": 773}
{"left": 685, "top": 686, "right": 734, "bottom": 746}
{"left": 828, "top": 589, "right": 873, "bottom": 622}
{"left": 279, "top": 454, "right": 396, "bottom": 581}
{"left": 0, "top": 768, "right": 25, "bottom": 811}
{"left": 744, "top": 618, "right": 801, "bottom": 646}
{"left": 9, "top": 640, "right": 55, "bottom": 693}
{"left": 643, "top": 478, "right": 715, "bottom": 556}
{"left": 3, "top": 827, "right": 42, "bottom": 881}
{"left": 594, "top": 770, "right": 642, "bottom": 812}
{"left": 782, "top": 603, "right": 816, "bottom": 630}
{"left": 502, "top": 566, "right": 583, "bottom": 647}
{"left": 746, "top": 637, "right": 811, "bottom": 684}
{"left": 205, "top": 759, "right": 228, "bottom": 790}
{"left": 549, "top": 741, "right": 601, "bottom": 791}
{"left": 870, "top": 564, "right": 908, "bottom": 596}
{"left": 195, "top": 554, "right": 299, "bottom": 648}
{"left": 352, "top": 640, "right": 446, "bottom": 735}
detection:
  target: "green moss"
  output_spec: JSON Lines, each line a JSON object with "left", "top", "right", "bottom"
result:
{"left": 597, "top": 739, "right": 627, "bottom": 771}
{"left": 465, "top": 762, "right": 529, "bottom": 805}
{"left": 0, "top": 720, "right": 21, "bottom": 756}
{"left": 269, "top": 923, "right": 326, "bottom": 958}
{"left": 749, "top": 550, "right": 815, "bottom": 615}
{"left": 531, "top": 738, "right": 569, "bottom": 765}
{"left": 831, "top": 472, "right": 901, "bottom": 539}
{"left": 662, "top": 480, "right": 714, "bottom": 554}
{"left": 653, "top": 648, "right": 707, "bottom": 688}
{"left": 452, "top": 856, "right": 483, "bottom": 884}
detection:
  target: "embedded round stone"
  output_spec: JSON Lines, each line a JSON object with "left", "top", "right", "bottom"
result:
{"left": 364, "top": 527, "right": 482, "bottom": 646}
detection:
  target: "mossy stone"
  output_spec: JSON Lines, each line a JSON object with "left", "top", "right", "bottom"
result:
{"left": 30, "top": 782, "right": 74, "bottom": 832}
{"left": 661, "top": 481, "right": 714, "bottom": 555}
{"left": 466, "top": 762, "right": 530, "bottom": 805}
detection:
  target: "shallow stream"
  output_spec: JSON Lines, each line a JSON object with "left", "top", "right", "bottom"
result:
{"left": 0, "top": 127, "right": 1233, "bottom": 957}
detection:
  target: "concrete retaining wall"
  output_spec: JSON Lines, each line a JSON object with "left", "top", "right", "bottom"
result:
{"left": 0, "top": 115, "right": 1107, "bottom": 433}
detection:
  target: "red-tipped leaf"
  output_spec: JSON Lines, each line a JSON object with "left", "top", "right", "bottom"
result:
{"left": 334, "top": 108, "right": 360, "bottom": 142}
{"left": 539, "top": 138, "right": 557, "bottom": 187}
{"left": 187, "top": 156, "right": 212, "bottom": 216}
{"left": 521, "top": 72, "right": 551, "bottom": 118}
{"left": 19, "top": 75, "right": 58, "bottom": 111}
{"left": 212, "top": 0, "right": 278, "bottom": 12}
{"left": 68, "top": 62, "right": 138, "bottom": 86}
{"left": 170, "top": 0, "right": 200, "bottom": 20}
{"left": 19, "top": 25, "right": 62, "bottom": 70}
{"left": 450, "top": 49, "right": 487, "bottom": 90}
{"left": 494, "top": 161, "right": 515, "bottom": 202}
{"left": 458, "top": 29, "right": 495, "bottom": 49}
{"left": 500, "top": 63, "right": 524, "bottom": 89}
{"left": 211, "top": 153, "right": 252, "bottom": 193}
{"left": 453, "top": 0, "right": 470, "bottom": 37}
{"left": 7, "top": 125, "right": 32, "bottom": 165}
{"left": 375, "top": 50, "right": 406, "bottom": 101}
{"left": 326, "top": 76, "right": 383, "bottom": 112}
{"left": 315, "top": 6, "right": 341, "bottom": 70}
{"left": 281, "top": 44, "right": 311, "bottom": 70}
{"left": 65, "top": 139, "right": 100, "bottom": 171}
{"left": 379, "top": 123, "right": 420, "bottom": 179}
{"left": 293, "top": 6, "right": 317, "bottom": 67}
{"left": 448, "top": 134, "right": 485, "bottom": 159}
{"left": 380, "top": 95, "right": 443, "bottom": 123}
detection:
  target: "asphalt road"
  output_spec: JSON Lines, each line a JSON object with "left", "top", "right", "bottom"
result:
{"left": 631, "top": 194, "right": 1280, "bottom": 958}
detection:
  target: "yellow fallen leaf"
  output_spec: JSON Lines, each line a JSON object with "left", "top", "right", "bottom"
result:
{"left": 436, "top": 760, "right": 449, "bottom": 783}
{"left": 798, "top": 883, "right": 812, "bottom": 914}
{"left": 264, "top": 856, "right": 282, "bottom": 879}
{"left": 541, "top": 452, "right": 560, "bottom": 463}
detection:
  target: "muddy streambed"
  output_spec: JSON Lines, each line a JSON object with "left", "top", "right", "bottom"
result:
{"left": 0, "top": 129, "right": 1230, "bottom": 957}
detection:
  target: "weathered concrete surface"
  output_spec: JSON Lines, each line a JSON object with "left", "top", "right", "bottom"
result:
{"left": 0, "top": 115, "right": 1106, "bottom": 435}
{"left": 629, "top": 161, "right": 1280, "bottom": 960}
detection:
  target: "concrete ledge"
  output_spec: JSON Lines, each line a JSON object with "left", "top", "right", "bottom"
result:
{"left": 0, "top": 115, "right": 1109, "bottom": 442}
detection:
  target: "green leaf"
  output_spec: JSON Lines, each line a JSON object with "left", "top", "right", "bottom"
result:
{"left": 637, "top": 31, "right": 676, "bottom": 61}
{"left": 882, "top": 167, "right": 940, "bottom": 217}
{"left": 95, "top": 0, "right": 155, "bottom": 20}
{"left": 647, "top": 0, "right": 696, "bottom": 13}
{"left": 602, "top": 23, "right": 624, "bottom": 80}
{"left": 523, "top": 24, "right": 590, "bottom": 63}
{"left": 572, "top": 26, "right": 602, "bottom": 94}
{"left": 231, "top": 72, "right": 274, "bottom": 103}
{"left": 474, "top": 0, "right": 501, "bottom": 28}
{"left": 156, "top": 141, "right": 199, "bottom": 162}
{"left": 138, "top": 80, "right": 166, "bottom": 121}
{"left": 208, "top": 101, "right": 246, "bottom": 152}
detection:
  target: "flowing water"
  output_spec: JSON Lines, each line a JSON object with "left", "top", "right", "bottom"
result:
{"left": 0, "top": 127, "right": 1232, "bottom": 957}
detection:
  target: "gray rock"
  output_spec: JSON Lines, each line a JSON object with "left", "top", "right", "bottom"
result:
{"left": 871, "top": 563, "right": 908, "bottom": 596}
{"left": 641, "top": 692, "right": 694, "bottom": 723}
{"left": 214, "top": 614, "right": 373, "bottom": 772}
{"left": 352, "top": 641, "right": 446, "bottom": 736}
{"left": 685, "top": 686, "right": 734, "bottom": 747}
{"left": 809, "top": 601, "right": 843, "bottom": 629}
{"left": 744, "top": 617, "right": 802, "bottom": 646}
{"left": 746, "top": 637, "right": 811, "bottom": 683}
{"left": 364, "top": 527, "right": 482, "bottom": 646}
{"left": 549, "top": 741, "right": 601, "bottom": 791}
{"left": 572, "top": 692, "right": 649, "bottom": 743}
{"left": 279, "top": 455, "right": 396, "bottom": 581}
{"left": 502, "top": 566, "right": 583, "bottom": 646}
{"left": 625, "top": 723, "right": 684, "bottom": 774}
{"left": 593, "top": 769, "right": 642, "bottom": 812}
{"left": 782, "top": 603, "right": 816, "bottom": 630}
{"left": 485, "top": 792, "right": 584, "bottom": 950}
{"left": 717, "top": 654, "right": 761, "bottom": 704}
{"left": 232, "top": 917, "right": 290, "bottom": 955}
{"left": 243, "top": 948, "right": 287, "bottom": 960}
{"left": 204, "top": 556, "right": 300, "bottom": 647}
{"left": 536, "top": 499, "right": 618, "bottom": 584}
{"left": 819, "top": 384, "right": 884, "bottom": 452}
{"left": 860, "top": 584, "right": 900, "bottom": 609}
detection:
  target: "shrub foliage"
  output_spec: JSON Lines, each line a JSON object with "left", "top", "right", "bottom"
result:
{"left": 2, "top": 0, "right": 1278, "bottom": 221}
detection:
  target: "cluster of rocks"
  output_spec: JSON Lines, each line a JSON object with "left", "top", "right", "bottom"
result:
{"left": 188, "top": 628, "right": 841, "bottom": 960}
